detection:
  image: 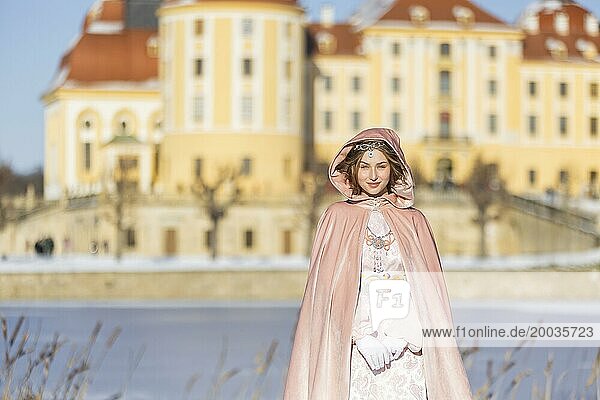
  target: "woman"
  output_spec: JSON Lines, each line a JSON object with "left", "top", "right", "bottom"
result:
{"left": 283, "top": 128, "right": 472, "bottom": 399}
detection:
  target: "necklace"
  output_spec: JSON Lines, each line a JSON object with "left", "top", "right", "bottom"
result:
{"left": 365, "top": 226, "right": 395, "bottom": 272}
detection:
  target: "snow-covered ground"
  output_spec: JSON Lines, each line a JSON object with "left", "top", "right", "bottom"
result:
{"left": 0, "top": 247, "right": 599, "bottom": 273}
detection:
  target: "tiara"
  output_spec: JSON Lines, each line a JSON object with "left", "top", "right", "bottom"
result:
{"left": 354, "top": 141, "right": 386, "bottom": 156}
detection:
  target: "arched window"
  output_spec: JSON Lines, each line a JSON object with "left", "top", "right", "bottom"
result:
{"left": 113, "top": 110, "right": 137, "bottom": 136}
{"left": 409, "top": 6, "right": 430, "bottom": 26}
{"left": 452, "top": 6, "right": 474, "bottom": 26}
{"left": 555, "top": 12, "right": 569, "bottom": 36}
{"left": 316, "top": 32, "right": 337, "bottom": 55}
{"left": 586, "top": 14, "right": 599, "bottom": 37}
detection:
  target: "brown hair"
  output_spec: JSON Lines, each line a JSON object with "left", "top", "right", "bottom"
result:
{"left": 334, "top": 140, "right": 410, "bottom": 196}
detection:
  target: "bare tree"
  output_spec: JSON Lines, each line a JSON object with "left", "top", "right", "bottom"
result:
{"left": 297, "top": 162, "right": 332, "bottom": 257}
{"left": 463, "top": 156, "right": 507, "bottom": 257}
{"left": 0, "top": 163, "right": 12, "bottom": 230}
{"left": 191, "top": 165, "right": 243, "bottom": 260}
{"left": 102, "top": 157, "right": 138, "bottom": 261}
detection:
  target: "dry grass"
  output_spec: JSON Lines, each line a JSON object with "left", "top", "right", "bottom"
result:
{"left": 182, "top": 336, "right": 279, "bottom": 400}
{"left": 461, "top": 340, "right": 600, "bottom": 400}
{"left": 0, "top": 314, "right": 125, "bottom": 400}
{"left": 3, "top": 314, "right": 598, "bottom": 399}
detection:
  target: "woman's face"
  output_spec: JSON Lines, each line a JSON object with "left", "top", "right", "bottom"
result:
{"left": 357, "top": 149, "right": 391, "bottom": 197}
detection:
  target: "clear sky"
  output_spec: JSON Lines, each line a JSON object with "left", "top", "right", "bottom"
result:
{"left": 1, "top": 0, "right": 600, "bottom": 173}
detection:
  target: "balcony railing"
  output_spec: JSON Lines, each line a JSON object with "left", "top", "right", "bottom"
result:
{"left": 422, "top": 135, "right": 472, "bottom": 145}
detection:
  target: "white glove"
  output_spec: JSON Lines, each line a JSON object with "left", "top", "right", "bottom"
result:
{"left": 379, "top": 332, "right": 408, "bottom": 361}
{"left": 355, "top": 334, "right": 391, "bottom": 371}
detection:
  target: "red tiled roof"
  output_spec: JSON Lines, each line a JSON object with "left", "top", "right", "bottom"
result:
{"left": 59, "top": 29, "right": 158, "bottom": 83}
{"left": 523, "top": 32, "right": 600, "bottom": 60}
{"left": 307, "top": 24, "right": 363, "bottom": 56}
{"left": 379, "top": 0, "right": 505, "bottom": 25}
{"left": 522, "top": 3, "right": 600, "bottom": 61}
{"left": 83, "top": 0, "right": 124, "bottom": 31}
{"left": 51, "top": 0, "right": 158, "bottom": 85}
{"left": 163, "top": 0, "right": 299, "bottom": 6}
{"left": 537, "top": 3, "right": 590, "bottom": 34}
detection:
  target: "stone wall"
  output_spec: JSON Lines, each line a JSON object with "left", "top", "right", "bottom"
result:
{"left": 1, "top": 270, "right": 598, "bottom": 301}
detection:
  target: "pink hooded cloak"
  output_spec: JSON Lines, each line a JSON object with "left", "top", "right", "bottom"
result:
{"left": 283, "top": 127, "right": 473, "bottom": 399}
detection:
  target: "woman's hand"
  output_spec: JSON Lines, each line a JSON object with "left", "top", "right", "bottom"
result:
{"left": 355, "top": 334, "right": 392, "bottom": 371}
{"left": 379, "top": 332, "right": 408, "bottom": 361}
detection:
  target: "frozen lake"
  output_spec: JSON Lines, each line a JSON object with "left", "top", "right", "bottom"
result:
{"left": 0, "top": 300, "right": 598, "bottom": 399}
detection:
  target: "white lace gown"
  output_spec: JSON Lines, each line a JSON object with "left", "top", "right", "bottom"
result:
{"left": 349, "top": 201, "right": 428, "bottom": 400}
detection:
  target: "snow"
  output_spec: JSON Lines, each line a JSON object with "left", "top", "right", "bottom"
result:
{"left": 442, "top": 247, "right": 600, "bottom": 270}
{"left": 86, "top": 21, "right": 124, "bottom": 35}
{"left": 0, "top": 248, "right": 599, "bottom": 273}
{"left": 517, "top": 0, "right": 565, "bottom": 26}
{"left": 0, "top": 254, "right": 310, "bottom": 274}
{"left": 46, "top": 66, "right": 70, "bottom": 93}
{"left": 522, "top": 0, "right": 564, "bottom": 16}
{"left": 62, "top": 79, "right": 160, "bottom": 91}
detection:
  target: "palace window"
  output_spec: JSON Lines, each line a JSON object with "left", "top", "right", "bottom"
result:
{"left": 391, "top": 77, "right": 401, "bottom": 93}
{"left": 559, "top": 82, "right": 568, "bottom": 97}
{"left": 195, "top": 19, "right": 204, "bottom": 36}
{"left": 195, "top": 58, "right": 203, "bottom": 76}
{"left": 193, "top": 96, "right": 204, "bottom": 123}
{"left": 559, "top": 116, "right": 568, "bottom": 136}
{"left": 391, "top": 112, "right": 401, "bottom": 131}
{"left": 282, "top": 230, "right": 292, "bottom": 254}
{"left": 528, "top": 115, "right": 537, "bottom": 136}
{"left": 488, "top": 114, "right": 497, "bottom": 134}
{"left": 323, "top": 75, "right": 332, "bottom": 91}
{"left": 324, "top": 110, "right": 332, "bottom": 131}
{"left": 241, "top": 96, "right": 253, "bottom": 123}
{"left": 528, "top": 81, "right": 537, "bottom": 97}
{"left": 244, "top": 229, "right": 254, "bottom": 248}
{"left": 440, "top": 70, "right": 451, "bottom": 96}
{"left": 391, "top": 42, "right": 401, "bottom": 56}
{"left": 241, "top": 157, "right": 252, "bottom": 176}
{"left": 559, "top": 169, "right": 569, "bottom": 185}
{"left": 242, "top": 18, "right": 253, "bottom": 36}
{"left": 352, "top": 76, "right": 362, "bottom": 93}
{"left": 84, "top": 142, "right": 92, "bottom": 171}
{"left": 242, "top": 58, "right": 253, "bottom": 76}
{"left": 440, "top": 43, "right": 451, "bottom": 57}
{"left": 440, "top": 112, "right": 451, "bottom": 137}
{"left": 489, "top": 45, "right": 497, "bottom": 59}
{"left": 352, "top": 111, "right": 361, "bottom": 130}
{"left": 126, "top": 228, "right": 136, "bottom": 248}
{"left": 194, "top": 158, "right": 202, "bottom": 179}
{"left": 591, "top": 117, "right": 598, "bottom": 137}
{"left": 591, "top": 83, "right": 598, "bottom": 98}
{"left": 528, "top": 169, "right": 536, "bottom": 185}
{"left": 488, "top": 80, "right": 497, "bottom": 96}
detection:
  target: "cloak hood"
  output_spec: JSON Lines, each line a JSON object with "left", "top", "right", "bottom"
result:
{"left": 329, "top": 127, "right": 414, "bottom": 208}
{"left": 284, "top": 128, "right": 473, "bottom": 400}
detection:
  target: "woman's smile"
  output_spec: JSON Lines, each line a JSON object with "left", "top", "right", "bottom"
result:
{"left": 357, "top": 149, "right": 391, "bottom": 196}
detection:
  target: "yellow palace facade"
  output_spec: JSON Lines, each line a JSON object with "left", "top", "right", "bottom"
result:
{"left": 6, "top": 0, "right": 598, "bottom": 257}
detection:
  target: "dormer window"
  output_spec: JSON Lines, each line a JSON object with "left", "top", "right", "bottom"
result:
{"left": 242, "top": 18, "right": 253, "bottom": 36}
{"left": 409, "top": 6, "right": 430, "bottom": 26}
{"left": 524, "top": 14, "right": 539, "bottom": 34}
{"left": 452, "top": 6, "right": 474, "bottom": 27}
{"left": 576, "top": 39, "right": 598, "bottom": 60}
{"left": 586, "top": 14, "right": 599, "bottom": 37}
{"left": 555, "top": 12, "right": 569, "bottom": 36}
{"left": 146, "top": 36, "right": 158, "bottom": 58}
{"left": 546, "top": 38, "right": 568, "bottom": 60}
{"left": 316, "top": 32, "right": 337, "bottom": 54}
